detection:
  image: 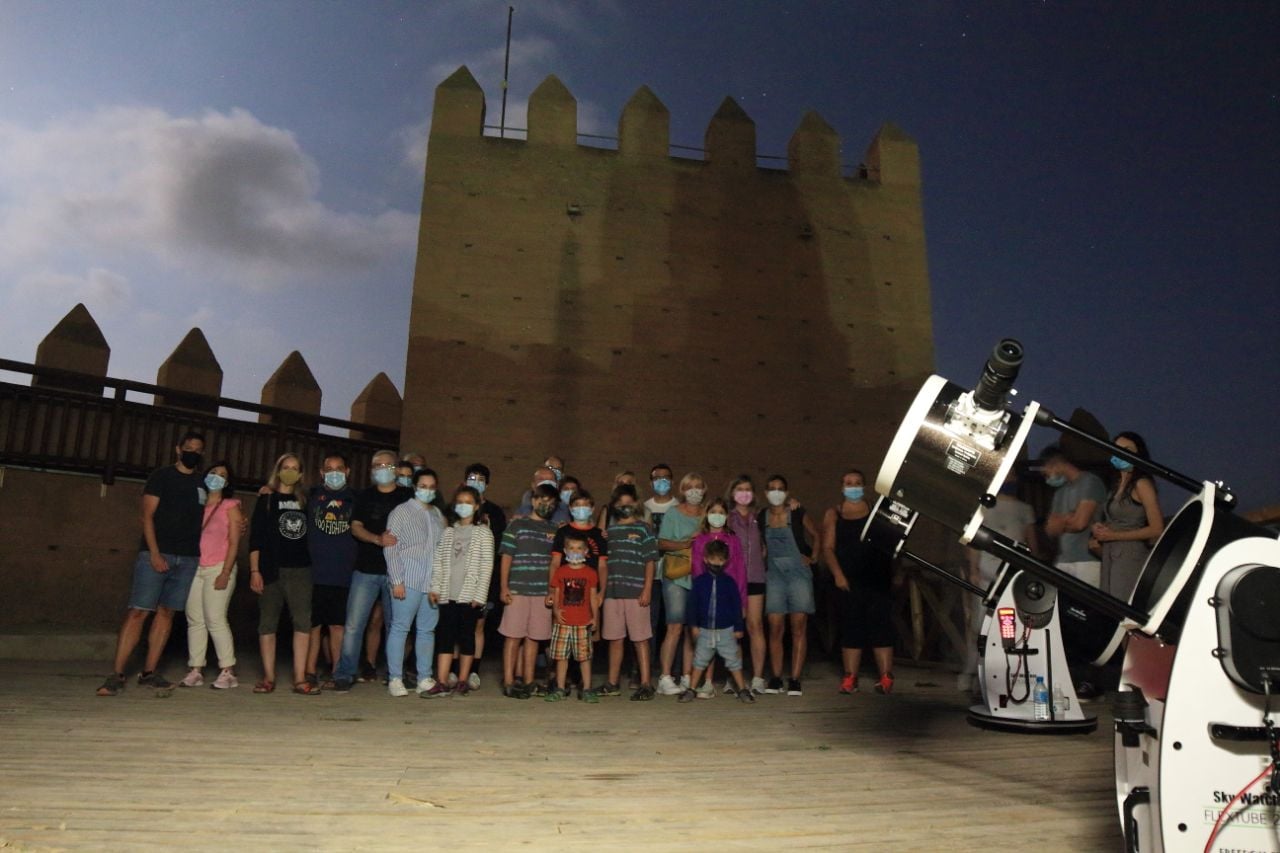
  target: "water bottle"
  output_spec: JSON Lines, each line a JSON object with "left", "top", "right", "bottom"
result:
{"left": 1033, "top": 676, "right": 1050, "bottom": 721}
{"left": 1052, "top": 684, "right": 1068, "bottom": 715}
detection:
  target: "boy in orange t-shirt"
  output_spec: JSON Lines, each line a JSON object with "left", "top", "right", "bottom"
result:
{"left": 547, "top": 532, "right": 600, "bottom": 702}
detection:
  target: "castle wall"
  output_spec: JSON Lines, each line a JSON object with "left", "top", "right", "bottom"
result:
{"left": 402, "top": 68, "right": 934, "bottom": 507}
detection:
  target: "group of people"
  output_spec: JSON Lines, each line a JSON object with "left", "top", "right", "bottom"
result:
{"left": 94, "top": 429, "right": 1158, "bottom": 704}
{"left": 95, "top": 438, "right": 899, "bottom": 703}
{"left": 957, "top": 432, "right": 1165, "bottom": 698}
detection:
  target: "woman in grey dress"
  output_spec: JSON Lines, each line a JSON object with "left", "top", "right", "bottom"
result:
{"left": 1091, "top": 432, "right": 1165, "bottom": 601}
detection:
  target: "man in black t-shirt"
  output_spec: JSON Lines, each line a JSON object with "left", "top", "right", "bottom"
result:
{"left": 330, "top": 449, "right": 412, "bottom": 690}
{"left": 97, "top": 431, "right": 207, "bottom": 695}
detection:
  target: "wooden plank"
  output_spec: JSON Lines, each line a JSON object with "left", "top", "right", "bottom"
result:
{"left": 0, "top": 659, "right": 1122, "bottom": 851}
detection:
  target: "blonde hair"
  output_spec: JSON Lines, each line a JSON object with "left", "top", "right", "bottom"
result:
{"left": 678, "top": 472, "right": 707, "bottom": 505}
{"left": 267, "top": 452, "right": 305, "bottom": 492}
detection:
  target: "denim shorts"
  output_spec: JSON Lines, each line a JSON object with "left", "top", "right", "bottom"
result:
{"left": 127, "top": 552, "right": 199, "bottom": 612}
{"left": 692, "top": 628, "right": 742, "bottom": 671}
{"left": 662, "top": 579, "right": 689, "bottom": 625}
{"left": 765, "top": 566, "right": 815, "bottom": 615}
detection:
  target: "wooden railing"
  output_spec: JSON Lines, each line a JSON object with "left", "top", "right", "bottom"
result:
{"left": 0, "top": 359, "right": 399, "bottom": 489}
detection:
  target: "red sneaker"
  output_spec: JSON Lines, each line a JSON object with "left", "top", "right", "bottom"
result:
{"left": 874, "top": 672, "right": 894, "bottom": 695}
{"left": 839, "top": 674, "right": 858, "bottom": 694}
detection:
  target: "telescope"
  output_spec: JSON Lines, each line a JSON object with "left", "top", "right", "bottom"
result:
{"left": 864, "top": 339, "right": 1280, "bottom": 852}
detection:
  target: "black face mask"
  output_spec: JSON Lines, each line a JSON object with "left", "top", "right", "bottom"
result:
{"left": 615, "top": 504, "right": 636, "bottom": 518}
{"left": 533, "top": 503, "right": 555, "bottom": 519}
{"left": 180, "top": 450, "right": 203, "bottom": 470}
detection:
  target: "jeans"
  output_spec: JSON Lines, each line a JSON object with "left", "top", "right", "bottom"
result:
{"left": 335, "top": 570, "right": 391, "bottom": 681}
{"left": 186, "top": 563, "right": 237, "bottom": 669}
{"left": 386, "top": 588, "right": 439, "bottom": 682}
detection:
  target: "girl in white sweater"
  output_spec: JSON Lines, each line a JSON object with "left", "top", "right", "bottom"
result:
{"left": 426, "top": 485, "right": 495, "bottom": 697}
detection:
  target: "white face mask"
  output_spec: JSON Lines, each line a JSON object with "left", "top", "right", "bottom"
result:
{"left": 684, "top": 487, "right": 705, "bottom": 506}
{"left": 707, "top": 512, "right": 727, "bottom": 529}
{"left": 766, "top": 489, "right": 787, "bottom": 507}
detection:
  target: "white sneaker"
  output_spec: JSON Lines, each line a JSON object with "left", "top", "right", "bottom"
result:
{"left": 447, "top": 672, "right": 458, "bottom": 686}
{"left": 468, "top": 672, "right": 481, "bottom": 691}
{"left": 211, "top": 669, "right": 238, "bottom": 690}
{"left": 388, "top": 678, "right": 409, "bottom": 697}
{"left": 696, "top": 682, "right": 715, "bottom": 700}
{"left": 657, "top": 674, "right": 682, "bottom": 696}
{"left": 751, "top": 676, "right": 766, "bottom": 695}
{"left": 415, "top": 677, "right": 437, "bottom": 697}
{"left": 179, "top": 668, "right": 204, "bottom": 688}
{"left": 679, "top": 674, "right": 691, "bottom": 691}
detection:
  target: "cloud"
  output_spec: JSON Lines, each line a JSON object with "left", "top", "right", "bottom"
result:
{"left": 0, "top": 107, "right": 418, "bottom": 288}
{"left": 13, "top": 267, "right": 133, "bottom": 313}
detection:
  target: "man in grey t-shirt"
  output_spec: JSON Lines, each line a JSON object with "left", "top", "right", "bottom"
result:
{"left": 1041, "top": 445, "right": 1106, "bottom": 586}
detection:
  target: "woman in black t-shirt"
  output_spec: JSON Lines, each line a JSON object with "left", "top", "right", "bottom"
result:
{"left": 249, "top": 453, "right": 319, "bottom": 695}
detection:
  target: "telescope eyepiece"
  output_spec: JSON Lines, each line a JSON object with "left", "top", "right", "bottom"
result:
{"left": 973, "top": 337, "right": 1024, "bottom": 412}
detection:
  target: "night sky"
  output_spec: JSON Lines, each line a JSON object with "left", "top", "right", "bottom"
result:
{"left": 1, "top": 2, "right": 1276, "bottom": 511}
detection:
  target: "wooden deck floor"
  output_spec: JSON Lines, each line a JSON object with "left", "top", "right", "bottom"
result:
{"left": 0, "top": 658, "right": 1123, "bottom": 851}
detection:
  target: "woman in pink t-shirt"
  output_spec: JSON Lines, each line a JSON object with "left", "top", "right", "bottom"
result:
{"left": 180, "top": 462, "right": 243, "bottom": 690}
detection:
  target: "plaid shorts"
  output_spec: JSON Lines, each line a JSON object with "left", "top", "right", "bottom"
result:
{"left": 549, "top": 622, "right": 592, "bottom": 662}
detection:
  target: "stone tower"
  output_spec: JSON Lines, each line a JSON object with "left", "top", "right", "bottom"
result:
{"left": 401, "top": 67, "right": 933, "bottom": 506}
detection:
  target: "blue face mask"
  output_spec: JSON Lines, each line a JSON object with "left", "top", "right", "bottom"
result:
{"left": 396, "top": 475, "right": 414, "bottom": 488}
{"left": 415, "top": 488, "right": 436, "bottom": 504}
{"left": 652, "top": 477, "right": 672, "bottom": 496}
{"left": 454, "top": 503, "right": 475, "bottom": 519}
{"left": 204, "top": 473, "right": 227, "bottom": 492}
{"left": 570, "top": 506, "right": 593, "bottom": 523}
{"left": 1110, "top": 456, "right": 1134, "bottom": 471}
{"left": 466, "top": 477, "right": 487, "bottom": 494}
{"left": 372, "top": 467, "right": 395, "bottom": 486}
{"left": 323, "top": 471, "right": 347, "bottom": 491}
{"left": 843, "top": 486, "right": 864, "bottom": 502}
{"left": 1045, "top": 474, "right": 1067, "bottom": 488}
{"left": 565, "top": 550, "right": 587, "bottom": 565}
{"left": 560, "top": 489, "right": 575, "bottom": 505}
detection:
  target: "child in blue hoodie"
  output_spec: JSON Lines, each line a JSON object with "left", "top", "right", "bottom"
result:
{"left": 681, "top": 540, "right": 755, "bottom": 704}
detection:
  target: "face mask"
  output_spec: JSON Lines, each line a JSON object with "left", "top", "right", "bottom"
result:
{"left": 1110, "top": 456, "right": 1134, "bottom": 471}
{"left": 372, "top": 467, "right": 395, "bottom": 486}
{"left": 766, "top": 489, "right": 787, "bottom": 507}
{"left": 466, "top": 477, "right": 487, "bottom": 494}
{"left": 547, "top": 466, "right": 563, "bottom": 482}
{"left": 560, "top": 489, "right": 575, "bottom": 505}
{"left": 705, "top": 562, "right": 726, "bottom": 574}
{"left": 733, "top": 490, "right": 753, "bottom": 506}
{"left": 278, "top": 469, "right": 301, "bottom": 486}
{"left": 396, "top": 475, "right": 414, "bottom": 488}
{"left": 533, "top": 503, "right": 555, "bottom": 520}
{"left": 323, "top": 471, "right": 347, "bottom": 491}
{"left": 416, "top": 488, "right": 436, "bottom": 504}
{"left": 843, "top": 486, "right": 864, "bottom": 502}
{"left": 570, "top": 506, "right": 593, "bottom": 523}
{"left": 180, "top": 450, "right": 203, "bottom": 470}
{"left": 204, "top": 473, "right": 226, "bottom": 492}
{"left": 652, "top": 477, "right": 672, "bottom": 496}
{"left": 1045, "top": 474, "right": 1067, "bottom": 488}
{"left": 412, "top": 466, "right": 425, "bottom": 475}
{"left": 454, "top": 503, "right": 476, "bottom": 519}
{"left": 685, "top": 488, "right": 705, "bottom": 506}
{"left": 565, "top": 550, "right": 587, "bottom": 565}
{"left": 615, "top": 504, "right": 636, "bottom": 519}
{"left": 707, "top": 512, "right": 727, "bottom": 529}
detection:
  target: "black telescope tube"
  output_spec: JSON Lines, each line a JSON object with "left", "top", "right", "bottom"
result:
{"left": 969, "top": 527, "right": 1151, "bottom": 625}
{"left": 973, "top": 338, "right": 1025, "bottom": 412}
{"left": 900, "top": 550, "right": 989, "bottom": 598}
{"left": 1032, "top": 407, "right": 1225, "bottom": 504}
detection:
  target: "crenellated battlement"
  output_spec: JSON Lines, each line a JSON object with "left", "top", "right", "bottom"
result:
{"left": 405, "top": 66, "right": 935, "bottom": 513}
{"left": 426, "top": 65, "right": 920, "bottom": 185}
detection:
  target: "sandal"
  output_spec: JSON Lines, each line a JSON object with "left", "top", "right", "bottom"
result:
{"left": 293, "top": 681, "right": 322, "bottom": 696}
{"left": 253, "top": 680, "right": 276, "bottom": 694}
{"left": 96, "top": 672, "right": 125, "bottom": 697}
